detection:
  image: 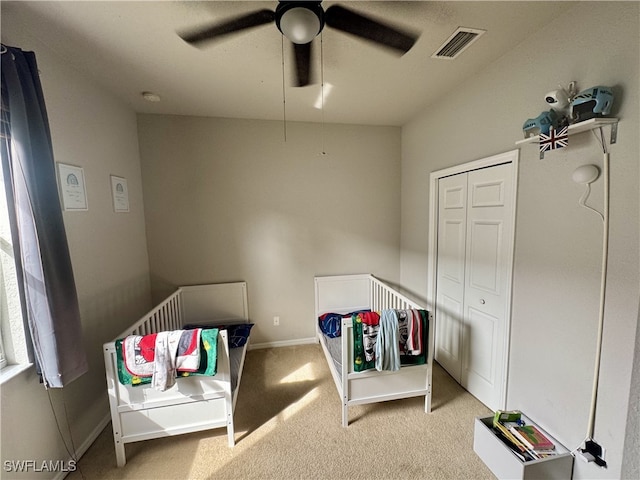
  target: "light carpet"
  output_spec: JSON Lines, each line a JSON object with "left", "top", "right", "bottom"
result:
{"left": 69, "top": 344, "right": 495, "bottom": 479}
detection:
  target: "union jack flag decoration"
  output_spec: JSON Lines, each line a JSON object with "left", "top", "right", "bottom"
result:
{"left": 539, "top": 126, "right": 568, "bottom": 155}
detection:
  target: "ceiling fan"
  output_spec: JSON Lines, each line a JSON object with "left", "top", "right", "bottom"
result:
{"left": 179, "top": 1, "right": 419, "bottom": 87}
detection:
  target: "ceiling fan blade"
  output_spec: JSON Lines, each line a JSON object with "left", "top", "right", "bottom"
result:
{"left": 180, "top": 9, "right": 275, "bottom": 46}
{"left": 324, "top": 5, "right": 418, "bottom": 54}
{"left": 293, "top": 42, "right": 313, "bottom": 87}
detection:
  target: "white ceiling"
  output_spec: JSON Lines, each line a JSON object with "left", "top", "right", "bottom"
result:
{"left": 2, "top": 1, "right": 573, "bottom": 126}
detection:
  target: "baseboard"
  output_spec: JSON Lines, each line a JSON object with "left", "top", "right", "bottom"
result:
{"left": 56, "top": 412, "right": 111, "bottom": 480}
{"left": 249, "top": 336, "right": 318, "bottom": 350}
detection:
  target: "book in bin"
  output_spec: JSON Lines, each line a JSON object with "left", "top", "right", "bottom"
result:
{"left": 510, "top": 424, "right": 555, "bottom": 451}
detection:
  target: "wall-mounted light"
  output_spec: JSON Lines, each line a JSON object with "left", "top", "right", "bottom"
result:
{"left": 572, "top": 164, "right": 600, "bottom": 184}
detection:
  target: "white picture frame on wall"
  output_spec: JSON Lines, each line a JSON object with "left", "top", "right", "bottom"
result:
{"left": 110, "top": 175, "right": 129, "bottom": 213}
{"left": 57, "top": 163, "right": 88, "bottom": 211}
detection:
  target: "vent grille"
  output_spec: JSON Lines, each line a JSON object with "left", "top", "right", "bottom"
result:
{"left": 432, "top": 27, "right": 486, "bottom": 59}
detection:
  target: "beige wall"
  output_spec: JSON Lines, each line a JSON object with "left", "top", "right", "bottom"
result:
{"left": 2, "top": 1, "right": 638, "bottom": 479}
{"left": 137, "top": 116, "right": 401, "bottom": 345}
{"left": 401, "top": 2, "right": 639, "bottom": 479}
{"left": 1, "top": 16, "right": 152, "bottom": 478}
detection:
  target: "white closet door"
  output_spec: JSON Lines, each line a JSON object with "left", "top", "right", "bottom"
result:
{"left": 461, "top": 163, "right": 515, "bottom": 410}
{"left": 434, "top": 161, "right": 515, "bottom": 410}
{"left": 435, "top": 173, "right": 468, "bottom": 383}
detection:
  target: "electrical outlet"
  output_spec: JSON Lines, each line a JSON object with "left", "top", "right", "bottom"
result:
{"left": 273, "top": 316, "right": 280, "bottom": 326}
{"left": 577, "top": 451, "right": 595, "bottom": 463}
{"left": 580, "top": 440, "right": 607, "bottom": 468}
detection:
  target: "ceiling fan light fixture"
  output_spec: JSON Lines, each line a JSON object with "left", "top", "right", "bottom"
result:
{"left": 181, "top": 1, "right": 418, "bottom": 88}
{"left": 278, "top": 6, "right": 322, "bottom": 44}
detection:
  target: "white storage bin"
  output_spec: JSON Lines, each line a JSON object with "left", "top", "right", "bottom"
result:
{"left": 473, "top": 415, "right": 574, "bottom": 479}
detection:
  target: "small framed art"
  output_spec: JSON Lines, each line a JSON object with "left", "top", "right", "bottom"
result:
{"left": 57, "top": 163, "right": 88, "bottom": 211}
{"left": 110, "top": 175, "right": 129, "bottom": 213}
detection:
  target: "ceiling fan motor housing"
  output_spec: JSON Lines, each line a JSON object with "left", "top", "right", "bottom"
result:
{"left": 275, "top": 1, "right": 325, "bottom": 44}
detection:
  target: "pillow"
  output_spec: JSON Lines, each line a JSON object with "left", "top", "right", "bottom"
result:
{"left": 318, "top": 310, "right": 370, "bottom": 338}
{"left": 318, "top": 313, "right": 342, "bottom": 338}
{"left": 184, "top": 322, "right": 254, "bottom": 348}
{"left": 227, "top": 323, "right": 254, "bottom": 348}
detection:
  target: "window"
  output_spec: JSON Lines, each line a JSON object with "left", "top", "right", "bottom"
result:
{"left": 0, "top": 322, "right": 5, "bottom": 369}
{"left": 2, "top": 44, "right": 87, "bottom": 387}
{"left": 0, "top": 139, "right": 30, "bottom": 376}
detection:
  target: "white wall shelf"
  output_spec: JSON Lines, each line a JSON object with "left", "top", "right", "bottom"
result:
{"left": 516, "top": 117, "right": 619, "bottom": 147}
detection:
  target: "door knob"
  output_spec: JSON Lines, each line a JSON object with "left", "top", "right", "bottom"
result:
{"left": 479, "top": 299, "right": 486, "bottom": 304}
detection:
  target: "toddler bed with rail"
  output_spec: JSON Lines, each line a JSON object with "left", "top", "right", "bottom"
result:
{"left": 103, "top": 281, "right": 252, "bottom": 466}
{"left": 315, "top": 274, "right": 434, "bottom": 426}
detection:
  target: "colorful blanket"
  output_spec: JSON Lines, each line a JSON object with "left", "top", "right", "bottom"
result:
{"left": 352, "top": 312, "right": 380, "bottom": 372}
{"left": 352, "top": 310, "right": 429, "bottom": 372}
{"left": 397, "top": 309, "right": 423, "bottom": 356}
{"left": 123, "top": 329, "right": 201, "bottom": 378}
{"left": 376, "top": 310, "right": 401, "bottom": 372}
{"left": 116, "top": 328, "right": 218, "bottom": 387}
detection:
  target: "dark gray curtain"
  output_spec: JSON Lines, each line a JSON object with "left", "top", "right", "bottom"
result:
{"left": 1, "top": 44, "right": 87, "bottom": 388}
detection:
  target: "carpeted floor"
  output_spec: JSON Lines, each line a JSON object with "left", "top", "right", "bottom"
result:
{"left": 69, "top": 344, "right": 495, "bottom": 479}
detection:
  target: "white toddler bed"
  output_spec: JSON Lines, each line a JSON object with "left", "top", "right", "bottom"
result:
{"left": 103, "top": 282, "right": 251, "bottom": 467}
{"left": 315, "top": 274, "right": 434, "bottom": 426}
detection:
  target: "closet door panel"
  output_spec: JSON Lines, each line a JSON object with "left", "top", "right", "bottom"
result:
{"left": 437, "top": 293, "right": 464, "bottom": 368}
{"left": 470, "top": 179, "right": 506, "bottom": 207}
{"left": 440, "top": 219, "right": 466, "bottom": 283}
{"left": 462, "top": 306, "right": 498, "bottom": 390}
{"left": 467, "top": 220, "right": 503, "bottom": 294}
{"left": 435, "top": 173, "right": 468, "bottom": 382}
{"left": 462, "top": 163, "right": 514, "bottom": 410}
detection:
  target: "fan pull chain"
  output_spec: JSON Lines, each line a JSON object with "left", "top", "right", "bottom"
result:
{"left": 320, "top": 33, "right": 326, "bottom": 155}
{"left": 281, "top": 34, "right": 287, "bottom": 142}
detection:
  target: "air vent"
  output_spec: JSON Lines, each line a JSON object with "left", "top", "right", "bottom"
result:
{"left": 432, "top": 27, "right": 486, "bottom": 59}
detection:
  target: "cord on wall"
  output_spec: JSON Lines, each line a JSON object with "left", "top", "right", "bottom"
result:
{"left": 319, "top": 32, "right": 327, "bottom": 156}
{"left": 281, "top": 34, "right": 287, "bottom": 142}
{"left": 47, "top": 389, "right": 86, "bottom": 479}
{"left": 587, "top": 150, "right": 609, "bottom": 442}
{"left": 577, "top": 184, "right": 604, "bottom": 221}
{"left": 573, "top": 164, "right": 604, "bottom": 222}
{"left": 572, "top": 127, "right": 610, "bottom": 468}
